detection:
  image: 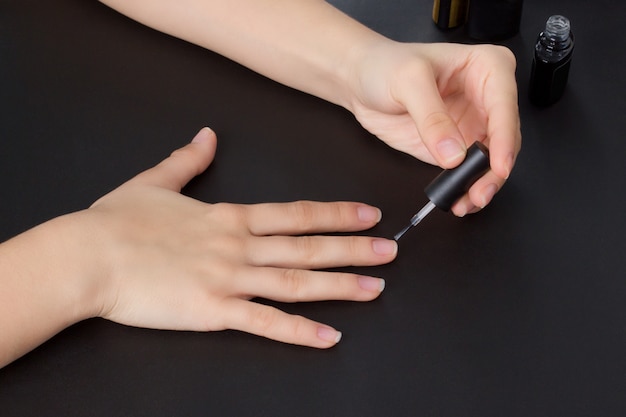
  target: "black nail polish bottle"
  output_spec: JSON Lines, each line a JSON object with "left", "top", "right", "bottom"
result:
{"left": 529, "top": 15, "right": 575, "bottom": 107}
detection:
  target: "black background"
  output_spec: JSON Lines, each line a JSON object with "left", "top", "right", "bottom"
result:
{"left": 1, "top": 0, "right": 625, "bottom": 416}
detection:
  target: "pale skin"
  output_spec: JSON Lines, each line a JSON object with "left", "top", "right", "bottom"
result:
{"left": 0, "top": 128, "right": 396, "bottom": 367}
{"left": 1, "top": 0, "right": 522, "bottom": 367}
{"left": 99, "top": 0, "right": 522, "bottom": 214}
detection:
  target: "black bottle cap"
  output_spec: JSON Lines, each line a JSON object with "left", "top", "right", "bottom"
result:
{"left": 466, "top": 0, "right": 524, "bottom": 41}
{"left": 424, "top": 141, "right": 490, "bottom": 211}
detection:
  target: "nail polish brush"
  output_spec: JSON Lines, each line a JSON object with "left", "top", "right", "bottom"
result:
{"left": 394, "top": 141, "right": 491, "bottom": 241}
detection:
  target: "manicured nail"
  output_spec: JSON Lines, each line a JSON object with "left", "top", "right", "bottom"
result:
{"left": 317, "top": 326, "right": 342, "bottom": 343}
{"left": 372, "top": 239, "right": 397, "bottom": 256}
{"left": 191, "top": 127, "right": 212, "bottom": 144}
{"left": 457, "top": 202, "right": 474, "bottom": 217}
{"left": 480, "top": 183, "right": 499, "bottom": 208}
{"left": 504, "top": 152, "right": 515, "bottom": 179}
{"left": 436, "top": 138, "right": 466, "bottom": 165}
{"left": 357, "top": 206, "right": 382, "bottom": 223}
{"left": 358, "top": 276, "right": 386, "bottom": 292}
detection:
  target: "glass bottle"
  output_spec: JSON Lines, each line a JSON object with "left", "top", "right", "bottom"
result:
{"left": 529, "top": 15, "right": 575, "bottom": 107}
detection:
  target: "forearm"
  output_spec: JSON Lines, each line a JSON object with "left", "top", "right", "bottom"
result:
{"left": 98, "top": 0, "right": 388, "bottom": 108}
{"left": 0, "top": 213, "right": 99, "bottom": 367}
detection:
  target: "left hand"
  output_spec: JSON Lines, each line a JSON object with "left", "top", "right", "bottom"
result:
{"left": 85, "top": 128, "right": 396, "bottom": 349}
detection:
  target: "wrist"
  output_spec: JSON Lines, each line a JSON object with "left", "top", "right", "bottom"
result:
{"left": 325, "top": 28, "right": 394, "bottom": 111}
{"left": 339, "top": 36, "right": 402, "bottom": 113}
{"left": 0, "top": 211, "right": 106, "bottom": 366}
{"left": 32, "top": 212, "right": 108, "bottom": 324}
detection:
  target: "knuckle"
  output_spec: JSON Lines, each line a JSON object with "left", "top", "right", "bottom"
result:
{"left": 169, "top": 146, "right": 189, "bottom": 159}
{"left": 209, "top": 203, "right": 246, "bottom": 226}
{"left": 294, "top": 235, "right": 318, "bottom": 263}
{"left": 331, "top": 203, "right": 352, "bottom": 228}
{"left": 168, "top": 146, "right": 202, "bottom": 174}
{"left": 183, "top": 298, "right": 227, "bottom": 333}
{"left": 197, "top": 314, "right": 225, "bottom": 332}
{"left": 482, "top": 44, "right": 517, "bottom": 69}
{"left": 498, "top": 45, "right": 517, "bottom": 67}
{"left": 250, "top": 306, "right": 279, "bottom": 334}
{"left": 280, "top": 268, "right": 307, "bottom": 300}
{"left": 290, "top": 315, "right": 309, "bottom": 341}
{"left": 422, "top": 110, "right": 454, "bottom": 131}
{"left": 289, "top": 201, "right": 317, "bottom": 231}
{"left": 346, "top": 236, "right": 363, "bottom": 258}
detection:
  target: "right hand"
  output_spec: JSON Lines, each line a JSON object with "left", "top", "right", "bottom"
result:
{"left": 344, "top": 41, "right": 521, "bottom": 216}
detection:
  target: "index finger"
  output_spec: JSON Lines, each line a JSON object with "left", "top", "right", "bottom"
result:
{"left": 244, "top": 201, "right": 382, "bottom": 236}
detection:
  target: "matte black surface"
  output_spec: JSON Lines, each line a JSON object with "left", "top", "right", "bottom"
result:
{"left": 1, "top": 1, "right": 625, "bottom": 416}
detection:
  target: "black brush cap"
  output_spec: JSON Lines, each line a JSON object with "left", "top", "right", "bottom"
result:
{"left": 424, "top": 141, "right": 491, "bottom": 211}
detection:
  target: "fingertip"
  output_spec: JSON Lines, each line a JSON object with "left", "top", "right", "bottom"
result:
{"left": 435, "top": 137, "right": 467, "bottom": 167}
{"left": 191, "top": 127, "right": 216, "bottom": 144}
{"left": 452, "top": 198, "right": 475, "bottom": 217}
{"left": 479, "top": 183, "right": 499, "bottom": 208}
{"left": 185, "top": 127, "right": 218, "bottom": 172}
{"left": 489, "top": 151, "right": 515, "bottom": 181}
{"left": 128, "top": 128, "right": 217, "bottom": 189}
{"left": 403, "top": 82, "right": 466, "bottom": 167}
{"left": 357, "top": 205, "right": 382, "bottom": 224}
{"left": 502, "top": 151, "right": 516, "bottom": 180}
{"left": 357, "top": 276, "right": 386, "bottom": 293}
{"left": 317, "top": 326, "right": 342, "bottom": 346}
{"left": 372, "top": 239, "right": 398, "bottom": 258}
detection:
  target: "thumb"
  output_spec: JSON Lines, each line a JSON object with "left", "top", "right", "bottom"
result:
{"left": 400, "top": 67, "right": 466, "bottom": 168}
{"left": 131, "top": 127, "right": 218, "bottom": 191}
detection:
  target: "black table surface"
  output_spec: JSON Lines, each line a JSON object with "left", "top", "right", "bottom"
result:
{"left": 2, "top": 1, "right": 625, "bottom": 416}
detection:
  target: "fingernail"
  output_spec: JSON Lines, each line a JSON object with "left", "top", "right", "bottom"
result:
{"left": 504, "top": 152, "right": 515, "bottom": 179}
{"left": 480, "top": 183, "right": 499, "bottom": 208}
{"left": 358, "top": 276, "right": 386, "bottom": 292}
{"left": 191, "top": 127, "right": 212, "bottom": 144}
{"left": 372, "top": 239, "right": 397, "bottom": 256}
{"left": 357, "top": 206, "right": 382, "bottom": 223}
{"left": 317, "top": 326, "right": 342, "bottom": 343}
{"left": 457, "top": 202, "right": 474, "bottom": 217}
{"left": 437, "top": 138, "right": 466, "bottom": 165}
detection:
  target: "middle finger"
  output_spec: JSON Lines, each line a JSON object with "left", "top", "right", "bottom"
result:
{"left": 244, "top": 235, "right": 397, "bottom": 269}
